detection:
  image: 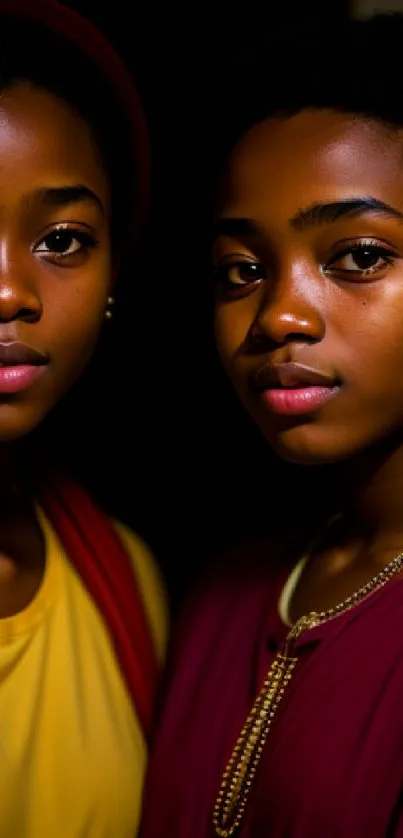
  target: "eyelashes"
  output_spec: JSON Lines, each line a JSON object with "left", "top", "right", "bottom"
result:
{"left": 33, "top": 225, "right": 99, "bottom": 265}
{"left": 214, "top": 239, "right": 399, "bottom": 295}
{"left": 214, "top": 259, "right": 266, "bottom": 288}
{"left": 323, "top": 241, "right": 396, "bottom": 278}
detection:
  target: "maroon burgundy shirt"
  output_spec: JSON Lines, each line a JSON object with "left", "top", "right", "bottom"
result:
{"left": 141, "top": 542, "right": 403, "bottom": 837}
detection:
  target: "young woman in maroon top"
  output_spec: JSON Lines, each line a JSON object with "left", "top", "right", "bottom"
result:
{"left": 140, "top": 12, "right": 403, "bottom": 838}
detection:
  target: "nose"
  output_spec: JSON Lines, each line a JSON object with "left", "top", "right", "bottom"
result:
{"left": 0, "top": 253, "right": 42, "bottom": 324}
{"left": 250, "top": 262, "right": 325, "bottom": 347}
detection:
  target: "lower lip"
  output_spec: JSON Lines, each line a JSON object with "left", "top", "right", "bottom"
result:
{"left": 0, "top": 365, "right": 46, "bottom": 394}
{"left": 260, "top": 385, "right": 339, "bottom": 416}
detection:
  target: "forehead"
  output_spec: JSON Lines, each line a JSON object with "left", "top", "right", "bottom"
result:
{"left": 217, "top": 110, "right": 403, "bottom": 221}
{"left": 0, "top": 81, "right": 108, "bottom": 202}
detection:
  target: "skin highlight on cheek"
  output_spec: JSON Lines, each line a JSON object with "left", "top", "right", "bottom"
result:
{"left": 0, "top": 82, "right": 112, "bottom": 442}
{"left": 213, "top": 111, "right": 403, "bottom": 465}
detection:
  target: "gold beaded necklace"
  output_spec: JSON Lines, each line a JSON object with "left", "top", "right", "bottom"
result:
{"left": 212, "top": 546, "right": 403, "bottom": 837}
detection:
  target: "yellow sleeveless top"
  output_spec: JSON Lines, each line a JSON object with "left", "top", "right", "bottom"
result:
{"left": 0, "top": 508, "right": 167, "bottom": 837}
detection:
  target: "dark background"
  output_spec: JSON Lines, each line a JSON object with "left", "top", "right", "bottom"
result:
{"left": 50, "top": 0, "right": 350, "bottom": 604}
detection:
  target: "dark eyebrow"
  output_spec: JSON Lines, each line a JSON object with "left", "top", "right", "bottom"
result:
{"left": 212, "top": 198, "right": 403, "bottom": 244}
{"left": 30, "top": 184, "right": 104, "bottom": 215}
{"left": 290, "top": 197, "right": 403, "bottom": 230}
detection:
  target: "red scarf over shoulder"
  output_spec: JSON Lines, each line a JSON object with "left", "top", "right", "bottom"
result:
{"left": 41, "top": 474, "right": 158, "bottom": 738}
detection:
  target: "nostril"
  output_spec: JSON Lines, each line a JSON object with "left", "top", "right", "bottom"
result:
{"left": 20, "top": 308, "right": 41, "bottom": 324}
{"left": 0, "top": 307, "right": 41, "bottom": 324}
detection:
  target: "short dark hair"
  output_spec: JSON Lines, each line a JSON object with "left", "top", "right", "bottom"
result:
{"left": 0, "top": 15, "right": 136, "bottom": 251}
{"left": 197, "top": 13, "right": 403, "bottom": 187}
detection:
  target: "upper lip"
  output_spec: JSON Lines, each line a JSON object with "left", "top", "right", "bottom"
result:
{"left": 250, "top": 361, "right": 337, "bottom": 390}
{"left": 0, "top": 341, "right": 49, "bottom": 366}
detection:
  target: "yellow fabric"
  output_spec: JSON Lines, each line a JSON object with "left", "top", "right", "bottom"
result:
{"left": 112, "top": 520, "right": 168, "bottom": 664}
{"left": 0, "top": 508, "right": 167, "bottom": 838}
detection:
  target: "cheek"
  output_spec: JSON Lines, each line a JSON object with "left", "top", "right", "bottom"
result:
{"left": 66, "top": 303, "right": 105, "bottom": 351}
{"left": 214, "top": 301, "right": 253, "bottom": 366}
{"left": 337, "top": 295, "right": 403, "bottom": 390}
{"left": 44, "top": 263, "right": 111, "bottom": 364}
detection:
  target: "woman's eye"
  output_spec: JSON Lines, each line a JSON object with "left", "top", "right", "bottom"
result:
{"left": 34, "top": 229, "right": 97, "bottom": 260}
{"left": 325, "top": 243, "right": 396, "bottom": 277}
{"left": 215, "top": 260, "right": 266, "bottom": 287}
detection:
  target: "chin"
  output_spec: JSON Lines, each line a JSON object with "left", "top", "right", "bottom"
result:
{"left": 270, "top": 444, "right": 340, "bottom": 466}
{"left": 260, "top": 422, "right": 364, "bottom": 467}
{"left": 0, "top": 405, "right": 48, "bottom": 444}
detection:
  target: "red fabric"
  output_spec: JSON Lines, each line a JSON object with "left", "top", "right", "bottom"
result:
{"left": 0, "top": 0, "right": 150, "bottom": 240}
{"left": 40, "top": 474, "right": 158, "bottom": 737}
{"left": 140, "top": 555, "right": 403, "bottom": 837}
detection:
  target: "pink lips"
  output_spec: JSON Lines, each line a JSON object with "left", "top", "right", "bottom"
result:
{"left": 0, "top": 341, "right": 49, "bottom": 395}
{"left": 250, "top": 361, "right": 340, "bottom": 417}
{"left": 261, "top": 385, "right": 339, "bottom": 415}
{"left": 0, "top": 365, "right": 46, "bottom": 394}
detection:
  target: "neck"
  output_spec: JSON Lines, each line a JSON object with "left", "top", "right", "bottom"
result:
{"left": 331, "top": 433, "right": 403, "bottom": 547}
{"left": 0, "top": 442, "right": 21, "bottom": 503}
{"left": 0, "top": 441, "right": 45, "bottom": 616}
